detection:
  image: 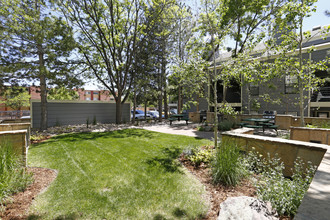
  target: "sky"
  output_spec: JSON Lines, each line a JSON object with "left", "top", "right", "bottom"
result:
{"left": 303, "top": 0, "right": 329, "bottom": 31}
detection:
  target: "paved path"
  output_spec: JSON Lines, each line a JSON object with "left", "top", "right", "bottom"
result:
{"left": 142, "top": 121, "right": 216, "bottom": 140}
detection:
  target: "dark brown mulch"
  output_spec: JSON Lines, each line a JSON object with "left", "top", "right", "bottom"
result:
{"left": 0, "top": 167, "right": 57, "bottom": 220}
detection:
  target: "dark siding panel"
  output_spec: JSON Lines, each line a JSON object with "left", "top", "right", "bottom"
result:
{"left": 32, "top": 102, "right": 130, "bottom": 128}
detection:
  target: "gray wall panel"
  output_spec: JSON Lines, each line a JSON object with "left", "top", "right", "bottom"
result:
{"left": 32, "top": 101, "right": 130, "bottom": 128}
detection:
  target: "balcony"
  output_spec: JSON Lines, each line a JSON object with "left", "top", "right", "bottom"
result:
{"left": 311, "top": 87, "right": 330, "bottom": 107}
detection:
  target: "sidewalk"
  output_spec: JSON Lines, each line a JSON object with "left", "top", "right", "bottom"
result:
{"left": 142, "top": 121, "right": 216, "bottom": 140}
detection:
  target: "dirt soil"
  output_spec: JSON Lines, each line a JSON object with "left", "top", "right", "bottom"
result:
{"left": 0, "top": 167, "right": 57, "bottom": 220}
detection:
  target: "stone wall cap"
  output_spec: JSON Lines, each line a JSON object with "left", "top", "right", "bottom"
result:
{"left": 223, "top": 130, "right": 329, "bottom": 151}
{"left": 0, "top": 123, "right": 31, "bottom": 126}
{"left": 290, "top": 126, "right": 330, "bottom": 131}
{"left": 0, "top": 129, "right": 28, "bottom": 135}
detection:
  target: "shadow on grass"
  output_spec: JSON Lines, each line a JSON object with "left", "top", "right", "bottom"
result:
{"left": 173, "top": 207, "right": 187, "bottom": 218}
{"left": 30, "top": 129, "right": 158, "bottom": 148}
{"left": 27, "top": 213, "right": 80, "bottom": 220}
{"left": 146, "top": 147, "right": 183, "bottom": 173}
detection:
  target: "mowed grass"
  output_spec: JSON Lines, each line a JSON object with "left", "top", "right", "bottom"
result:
{"left": 27, "top": 129, "right": 211, "bottom": 219}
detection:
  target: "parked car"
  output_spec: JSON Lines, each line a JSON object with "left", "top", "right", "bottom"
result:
{"left": 147, "top": 111, "right": 159, "bottom": 119}
{"left": 131, "top": 110, "right": 151, "bottom": 120}
{"left": 170, "top": 109, "right": 177, "bottom": 115}
{"left": 147, "top": 110, "right": 165, "bottom": 119}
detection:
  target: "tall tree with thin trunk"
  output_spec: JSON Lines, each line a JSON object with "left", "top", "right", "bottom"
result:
{"left": 268, "top": 0, "right": 329, "bottom": 126}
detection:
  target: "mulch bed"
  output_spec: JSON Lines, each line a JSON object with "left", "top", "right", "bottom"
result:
{"left": 0, "top": 167, "right": 57, "bottom": 220}
{"left": 179, "top": 155, "right": 256, "bottom": 219}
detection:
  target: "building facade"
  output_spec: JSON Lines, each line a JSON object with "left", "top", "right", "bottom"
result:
{"left": 191, "top": 25, "right": 330, "bottom": 118}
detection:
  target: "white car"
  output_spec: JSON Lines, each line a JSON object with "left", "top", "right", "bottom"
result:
{"left": 131, "top": 110, "right": 151, "bottom": 120}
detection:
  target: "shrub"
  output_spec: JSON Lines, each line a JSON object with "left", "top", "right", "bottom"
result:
{"left": 246, "top": 150, "right": 316, "bottom": 216}
{"left": 0, "top": 143, "right": 32, "bottom": 205}
{"left": 218, "top": 120, "right": 234, "bottom": 131}
{"left": 187, "top": 146, "right": 214, "bottom": 167}
{"left": 212, "top": 140, "right": 247, "bottom": 186}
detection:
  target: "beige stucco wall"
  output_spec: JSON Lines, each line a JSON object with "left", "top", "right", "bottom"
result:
{"left": 291, "top": 127, "right": 330, "bottom": 145}
{"left": 222, "top": 131, "right": 328, "bottom": 177}
{"left": 0, "top": 130, "right": 29, "bottom": 167}
{"left": 189, "top": 112, "right": 200, "bottom": 123}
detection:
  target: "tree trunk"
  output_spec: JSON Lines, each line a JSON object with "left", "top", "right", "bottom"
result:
{"left": 178, "top": 86, "right": 181, "bottom": 114}
{"left": 144, "top": 99, "right": 147, "bottom": 120}
{"left": 132, "top": 87, "right": 136, "bottom": 123}
{"left": 158, "top": 64, "right": 163, "bottom": 122}
{"left": 115, "top": 98, "right": 122, "bottom": 124}
{"left": 212, "top": 41, "right": 218, "bottom": 147}
{"left": 164, "top": 85, "right": 168, "bottom": 119}
{"left": 38, "top": 42, "right": 47, "bottom": 131}
{"left": 298, "top": 7, "right": 305, "bottom": 127}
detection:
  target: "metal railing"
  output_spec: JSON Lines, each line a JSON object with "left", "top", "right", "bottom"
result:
{"left": 312, "top": 87, "right": 330, "bottom": 102}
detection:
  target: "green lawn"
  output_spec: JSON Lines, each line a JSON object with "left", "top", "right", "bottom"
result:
{"left": 27, "top": 129, "right": 211, "bottom": 219}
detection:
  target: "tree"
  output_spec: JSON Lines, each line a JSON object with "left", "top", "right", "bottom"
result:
{"left": 48, "top": 87, "right": 79, "bottom": 100}
{"left": 0, "top": 0, "right": 81, "bottom": 130}
{"left": 56, "top": 0, "right": 146, "bottom": 124}
{"left": 268, "top": 0, "right": 329, "bottom": 126}
{"left": 0, "top": 87, "right": 30, "bottom": 111}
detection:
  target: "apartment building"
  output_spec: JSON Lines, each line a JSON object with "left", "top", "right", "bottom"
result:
{"left": 192, "top": 25, "right": 330, "bottom": 118}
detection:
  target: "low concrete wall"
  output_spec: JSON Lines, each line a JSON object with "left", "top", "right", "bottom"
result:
{"left": 0, "top": 123, "right": 31, "bottom": 131}
{"left": 0, "top": 130, "right": 29, "bottom": 167}
{"left": 291, "top": 126, "right": 330, "bottom": 145}
{"left": 1, "top": 118, "right": 31, "bottom": 124}
{"left": 222, "top": 130, "right": 328, "bottom": 177}
{"left": 189, "top": 112, "right": 200, "bottom": 123}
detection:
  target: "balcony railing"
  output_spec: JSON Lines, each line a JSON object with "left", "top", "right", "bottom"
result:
{"left": 312, "top": 87, "right": 330, "bottom": 102}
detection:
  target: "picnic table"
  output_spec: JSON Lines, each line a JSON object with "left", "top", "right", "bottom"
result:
{"left": 241, "top": 118, "right": 278, "bottom": 134}
{"left": 168, "top": 114, "right": 189, "bottom": 125}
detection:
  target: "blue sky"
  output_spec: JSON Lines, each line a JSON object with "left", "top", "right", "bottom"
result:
{"left": 303, "top": 0, "right": 329, "bottom": 31}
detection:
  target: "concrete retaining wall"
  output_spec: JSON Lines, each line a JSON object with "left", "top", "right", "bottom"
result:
{"left": 0, "top": 130, "right": 29, "bottom": 167}
{"left": 222, "top": 130, "right": 328, "bottom": 177}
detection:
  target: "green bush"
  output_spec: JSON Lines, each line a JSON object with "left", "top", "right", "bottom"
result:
{"left": 187, "top": 146, "right": 214, "bottom": 167}
{"left": 246, "top": 150, "right": 316, "bottom": 216}
{"left": 218, "top": 120, "right": 234, "bottom": 131}
{"left": 212, "top": 140, "right": 247, "bottom": 186}
{"left": 0, "top": 143, "right": 32, "bottom": 205}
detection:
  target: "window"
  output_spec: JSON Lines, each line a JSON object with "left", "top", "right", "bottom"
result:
{"left": 93, "top": 91, "right": 99, "bottom": 95}
{"left": 93, "top": 97, "right": 98, "bottom": 101}
{"left": 86, "top": 97, "right": 91, "bottom": 100}
{"left": 250, "top": 84, "right": 259, "bottom": 96}
{"left": 85, "top": 91, "right": 91, "bottom": 95}
{"left": 285, "top": 75, "right": 298, "bottom": 94}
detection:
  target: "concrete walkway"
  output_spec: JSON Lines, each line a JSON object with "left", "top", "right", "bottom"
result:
{"left": 142, "top": 121, "right": 216, "bottom": 140}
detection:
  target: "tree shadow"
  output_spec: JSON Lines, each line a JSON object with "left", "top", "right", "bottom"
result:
{"left": 172, "top": 207, "right": 187, "bottom": 218}
{"left": 27, "top": 213, "right": 80, "bottom": 220}
{"left": 30, "top": 129, "right": 158, "bottom": 148}
{"left": 145, "top": 147, "right": 183, "bottom": 173}
{"left": 153, "top": 214, "right": 167, "bottom": 220}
